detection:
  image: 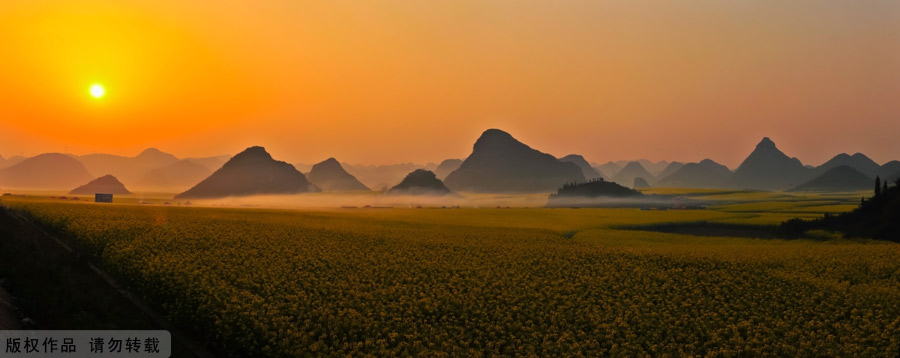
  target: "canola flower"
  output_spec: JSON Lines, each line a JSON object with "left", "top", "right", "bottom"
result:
{"left": 3, "top": 198, "right": 899, "bottom": 357}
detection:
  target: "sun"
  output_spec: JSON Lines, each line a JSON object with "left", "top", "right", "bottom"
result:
{"left": 89, "top": 83, "right": 106, "bottom": 99}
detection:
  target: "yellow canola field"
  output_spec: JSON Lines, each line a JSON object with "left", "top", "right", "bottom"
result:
{"left": 2, "top": 195, "right": 898, "bottom": 357}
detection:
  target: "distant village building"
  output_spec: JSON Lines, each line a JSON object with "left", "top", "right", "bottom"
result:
{"left": 95, "top": 193, "right": 113, "bottom": 203}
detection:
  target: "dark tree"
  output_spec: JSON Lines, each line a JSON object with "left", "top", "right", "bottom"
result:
{"left": 884, "top": 181, "right": 889, "bottom": 194}
{"left": 875, "top": 176, "right": 881, "bottom": 196}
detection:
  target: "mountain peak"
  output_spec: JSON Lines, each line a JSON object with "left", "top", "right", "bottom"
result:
{"left": 612, "top": 161, "right": 654, "bottom": 188}
{"left": 70, "top": 174, "right": 131, "bottom": 195}
{"left": 176, "top": 146, "right": 316, "bottom": 199}
{"left": 833, "top": 153, "right": 852, "bottom": 160}
{"left": 756, "top": 137, "right": 777, "bottom": 150}
{"left": 734, "top": 137, "right": 811, "bottom": 189}
{"left": 561, "top": 154, "right": 586, "bottom": 161}
{"left": 231, "top": 146, "right": 273, "bottom": 162}
{"left": 621, "top": 162, "right": 647, "bottom": 170}
{"left": 308, "top": 158, "right": 369, "bottom": 191}
{"left": 473, "top": 129, "right": 517, "bottom": 149}
{"left": 445, "top": 129, "right": 585, "bottom": 193}
{"left": 93, "top": 174, "right": 120, "bottom": 183}
{"left": 388, "top": 169, "right": 452, "bottom": 195}
{"left": 135, "top": 148, "right": 178, "bottom": 163}
{"left": 481, "top": 128, "right": 512, "bottom": 138}
{"left": 321, "top": 157, "right": 340, "bottom": 165}
{"left": 136, "top": 148, "right": 173, "bottom": 158}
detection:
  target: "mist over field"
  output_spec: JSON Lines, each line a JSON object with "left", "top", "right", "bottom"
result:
{"left": 167, "top": 192, "right": 549, "bottom": 209}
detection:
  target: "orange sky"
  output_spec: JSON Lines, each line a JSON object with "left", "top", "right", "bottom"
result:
{"left": 1, "top": 0, "right": 898, "bottom": 167}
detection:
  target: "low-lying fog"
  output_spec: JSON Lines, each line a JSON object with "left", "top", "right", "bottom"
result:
{"left": 16, "top": 191, "right": 702, "bottom": 210}
{"left": 140, "top": 192, "right": 553, "bottom": 209}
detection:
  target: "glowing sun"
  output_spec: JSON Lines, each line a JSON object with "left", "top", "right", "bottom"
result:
{"left": 89, "top": 84, "right": 106, "bottom": 98}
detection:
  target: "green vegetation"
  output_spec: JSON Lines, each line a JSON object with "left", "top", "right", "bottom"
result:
{"left": 0, "top": 190, "right": 898, "bottom": 356}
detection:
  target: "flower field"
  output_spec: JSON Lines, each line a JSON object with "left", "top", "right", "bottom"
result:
{"left": 1, "top": 194, "right": 898, "bottom": 357}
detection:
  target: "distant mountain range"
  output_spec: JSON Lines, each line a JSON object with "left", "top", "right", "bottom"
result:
{"left": 433, "top": 159, "right": 463, "bottom": 180}
{"left": 655, "top": 159, "right": 733, "bottom": 188}
{"left": 0, "top": 153, "right": 94, "bottom": 190}
{"left": 612, "top": 162, "right": 655, "bottom": 189}
{"left": 618, "top": 160, "right": 671, "bottom": 177}
{"left": 812, "top": 153, "right": 880, "bottom": 178}
{"left": 787, "top": 166, "right": 873, "bottom": 192}
{"left": 655, "top": 162, "right": 684, "bottom": 182}
{"left": 340, "top": 162, "right": 438, "bottom": 191}
{"left": 0, "top": 148, "right": 229, "bottom": 192}
{"left": 75, "top": 148, "right": 180, "bottom": 185}
{"left": 2, "top": 131, "right": 898, "bottom": 194}
{"left": 559, "top": 155, "right": 604, "bottom": 181}
{"left": 0, "top": 155, "right": 27, "bottom": 170}
{"left": 74, "top": 148, "right": 228, "bottom": 190}
{"left": 135, "top": 159, "right": 213, "bottom": 192}
{"left": 648, "top": 138, "right": 898, "bottom": 191}
{"left": 443, "top": 129, "right": 585, "bottom": 193}
{"left": 594, "top": 162, "right": 622, "bottom": 178}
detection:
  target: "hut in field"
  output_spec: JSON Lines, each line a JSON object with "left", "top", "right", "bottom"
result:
{"left": 95, "top": 193, "right": 113, "bottom": 203}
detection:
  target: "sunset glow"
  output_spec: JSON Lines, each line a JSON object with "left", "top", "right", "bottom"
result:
{"left": 0, "top": 0, "right": 897, "bottom": 166}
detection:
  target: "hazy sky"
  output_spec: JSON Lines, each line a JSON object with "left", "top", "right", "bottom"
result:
{"left": 1, "top": 0, "right": 898, "bottom": 167}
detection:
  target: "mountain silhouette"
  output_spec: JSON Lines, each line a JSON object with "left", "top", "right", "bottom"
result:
{"left": 0, "top": 153, "right": 94, "bottom": 189}
{"left": 135, "top": 159, "right": 213, "bottom": 191}
{"left": 655, "top": 159, "right": 732, "bottom": 188}
{"left": 185, "top": 155, "right": 231, "bottom": 172}
{"left": 559, "top": 154, "right": 604, "bottom": 180}
{"left": 655, "top": 162, "right": 684, "bottom": 183}
{"left": 342, "top": 162, "right": 433, "bottom": 191}
{"left": 0, "top": 155, "right": 27, "bottom": 169}
{"left": 787, "top": 165, "right": 873, "bottom": 192}
{"left": 879, "top": 161, "right": 900, "bottom": 179}
{"left": 175, "top": 146, "right": 317, "bottom": 199}
{"left": 77, "top": 148, "right": 180, "bottom": 185}
{"left": 70, "top": 174, "right": 131, "bottom": 195}
{"left": 633, "top": 177, "right": 650, "bottom": 188}
{"left": 731, "top": 137, "right": 812, "bottom": 190}
{"left": 135, "top": 147, "right": 178, "bottom": 162}
{"left": 885, "top": 169, "right": 900, "bottom": 184}
{"left": 388, "top": 169, "right": 453, "bottom": 195}
{"left": 444, "top": 129, "right": 585, "bottom": 193}
{"left": 595, "top": 162, "right": 621, "bottom": 178}
{"left": 433, "top": 159, "right": 463, "bottom": 180}
{"left": 634, "top": 160, "right": 670, "bottom": 176}
{"left": 307, "top": 158, "right": 369, "bottom": 191}
{"left": 612, "top": 162, "right": 654, "bottom": 188}
{"left": 813, "top": 153, "right": 880, "bottom": 178}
